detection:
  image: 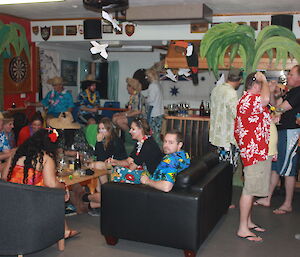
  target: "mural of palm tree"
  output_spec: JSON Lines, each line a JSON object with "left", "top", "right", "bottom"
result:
{"left": 200, "top": 23, "right": 300, "bottom": 78}
{"left": 0, "top": 21, "right": 30, "bottom": 59}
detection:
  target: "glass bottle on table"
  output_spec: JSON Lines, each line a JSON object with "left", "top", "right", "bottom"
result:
{"left": 205, "top": 101, "right": 210, "bottom": 116}
{"left": 199, "top": 100, "right": 205, "bottom": 116}
{"left": 74, "top": 151, "right": 82, "bottom": 171}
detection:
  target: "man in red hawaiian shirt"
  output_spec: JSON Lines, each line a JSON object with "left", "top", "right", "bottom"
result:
{"left": 234, "top": 71, "right": 271, "bottom": 242}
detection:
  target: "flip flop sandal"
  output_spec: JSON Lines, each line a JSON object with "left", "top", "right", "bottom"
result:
{"left": 238, "top": 235, "right": 263, "bottom": 242}
{"left": 273, "top": 208, "right": 292, "bottom": 215}
{"left": 65, "top": 230, "right": 81, "bottom": 240}
{"left": 253, "top": 201, "right": 270, "bottom": 207}
{"left": 249, "top": 225, "right": 266, "bottom": 232}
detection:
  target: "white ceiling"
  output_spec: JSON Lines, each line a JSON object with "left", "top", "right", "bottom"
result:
{"left": 1, "top": 0, "right": 299, "bottom": 51}
{"left": 0, "top": 0, "right": 299, "bottom": 20}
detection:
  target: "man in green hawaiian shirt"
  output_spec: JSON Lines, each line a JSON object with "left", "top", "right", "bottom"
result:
{"left": 209, "top": 68, "right": 243, "bottom": 168}
{"left": 140, "top": 130, "right": 190, "bottom": 192}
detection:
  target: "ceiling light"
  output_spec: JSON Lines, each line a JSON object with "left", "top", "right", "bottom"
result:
{"left": 0, "top": 0, "right": 64, "bottom": 4}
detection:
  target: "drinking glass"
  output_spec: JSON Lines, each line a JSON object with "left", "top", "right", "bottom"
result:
{"left": 273, "top": 107, "right": 285, "bottom": 125}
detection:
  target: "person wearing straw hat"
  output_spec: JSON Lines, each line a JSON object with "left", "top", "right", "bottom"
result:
{"left": 48, "top": 112, "right": 93, "bottom": 157}
{"left": 48, "top": 112, "right": 93, "bottom": 215}
{"left": 112, "top": 77, "right": 146, "bottom": 131}
{"left": 43, "top": 76, "right": 74, "bottom": 118}
{"left": 27, "top": 76, "right": 74, "bottom": 119}
{"left": 78, "top": 74, "right": 102, "bottom": 125}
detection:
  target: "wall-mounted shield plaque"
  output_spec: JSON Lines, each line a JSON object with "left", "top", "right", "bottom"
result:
{"left": 41, "top": 26, "right": 51, "bottom": 41}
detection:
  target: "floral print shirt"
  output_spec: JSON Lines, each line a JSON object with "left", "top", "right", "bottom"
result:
{"left": 42, "top": 90, "right": 74, "bottom": 116}
{"left": 78, "top": 89, "right": 101, "bottom": 115}
{"left": 150, "top": 150, "right": 191, "bottom": 184}
{"left": 0, "top": 131, "right": 10, "bottom": 151}
{"left": 128, "top": 92, "right": 146, "bottom": 118}
{"left": 209, "top": 83, "right": 238, "bottom": 149}
{"left": 234, "top": 91, "right": 271, "bottom": 167}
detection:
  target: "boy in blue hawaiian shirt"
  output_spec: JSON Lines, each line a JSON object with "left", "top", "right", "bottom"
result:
{"left": 140, "top": 130, "right": 190, "bottom": 192}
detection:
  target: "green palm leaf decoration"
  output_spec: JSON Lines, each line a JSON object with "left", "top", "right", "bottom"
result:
{"left": 0, "top": 21, "right": 30, "bottom": 60}
{"left": 200, "top": 23, "right": 300, "bottom": 79}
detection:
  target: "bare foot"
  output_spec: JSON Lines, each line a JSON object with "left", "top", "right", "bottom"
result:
{"left": 229, "top": 204, "right": 236, "bottom": 209}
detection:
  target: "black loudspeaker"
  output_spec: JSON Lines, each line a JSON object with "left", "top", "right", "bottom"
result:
{"left": 271, "top": 15, "right": 293, "bottom": 30}
{"left": 84, "top": 19, "right": 102, "bottom": 39}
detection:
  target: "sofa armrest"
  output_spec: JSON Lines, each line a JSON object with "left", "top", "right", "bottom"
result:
{"left": 174, "top": 159, "right": 208, "bottom": 190}
{"left": 190, "top": 162, "right": 233, "bottom": 244}
{"left": 0, "top": 181, "right": 65, "bottom": 255}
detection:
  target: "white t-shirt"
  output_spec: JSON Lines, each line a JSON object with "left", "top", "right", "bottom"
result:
{"left": 146, "top": 82, "right": 164, "bottom": 117}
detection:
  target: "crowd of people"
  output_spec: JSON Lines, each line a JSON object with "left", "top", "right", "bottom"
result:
{"left": 0, "top": 63, "right": 299, "bottom": 247}
{"left": 210, "top": 65, "right": 300, "bottom": 242}
{"left": 0, "top": 64, "right": 188, "bottom": 222}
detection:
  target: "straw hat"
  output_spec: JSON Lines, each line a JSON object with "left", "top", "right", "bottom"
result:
{"left": 47, "top": 76, "right": 64, "bottom": 85}
{"left": 48, "top": 112, "right": 81, "bottom": 129}
{"left": 81, "top": 74, "right": 99, "bottom": 83}
{"left": 81, "top": 74, "right": 101, "bottom": 90}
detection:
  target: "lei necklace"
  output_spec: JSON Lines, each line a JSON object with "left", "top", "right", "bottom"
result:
{"left": 86, "top": 89, "right": 96, "bottom": 104}
{"left": 136, "top": 135, "right": 149, "bottom": 156}
{"left": 49, "top": 90, "right": 64, "bottom": 106}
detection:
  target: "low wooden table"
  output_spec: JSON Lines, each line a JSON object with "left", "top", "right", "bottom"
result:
{"left": 59, "top": 169, "right": 107, "bottom": 186}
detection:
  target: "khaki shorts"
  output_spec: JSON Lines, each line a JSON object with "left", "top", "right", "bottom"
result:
{"left": 242, "top": 157, "right": 272, "bottom": 197}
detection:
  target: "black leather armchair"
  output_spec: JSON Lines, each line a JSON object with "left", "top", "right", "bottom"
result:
{"left": 100, "top": 152, "right": 233, "bottom": 257}
{"left": 0, "top": 180, "right": 65, "bottom": 257}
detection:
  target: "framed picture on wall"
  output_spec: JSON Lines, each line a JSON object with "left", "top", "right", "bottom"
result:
{"left": 61, "top": 60, "right": 78, "bottom": 87}
{"left": 190, "top": 23, "right": 208, "bottom": 33}
{"left": 52, "top": 26, "right": 64, "bottom": 36}
{"left": 261, "top": 21, "right": 270, "bottom": 30}
{"left": 103, "top": 24, "right": 113, "bottom": 33}
{"left": 250, "top": 21, "right": 258, "bottom": 30}
{"left": 66, "top": 25, "right": 77, "bottom": 36}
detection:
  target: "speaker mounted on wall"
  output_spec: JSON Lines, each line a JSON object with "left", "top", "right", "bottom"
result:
{"left": 84, "top": 19, "right": 102, "bottom": 39}
{"left": 271, "top": 14, "right": 293, "bottom": 31}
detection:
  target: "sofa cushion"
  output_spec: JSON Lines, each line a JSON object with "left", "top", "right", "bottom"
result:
{"left": 174, "top": 159, "right": 208, "bottom": 190}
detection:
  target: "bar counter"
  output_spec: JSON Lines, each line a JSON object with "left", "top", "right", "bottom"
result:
{"left": 164, "top": 115, "right": 212, "bottom": 159}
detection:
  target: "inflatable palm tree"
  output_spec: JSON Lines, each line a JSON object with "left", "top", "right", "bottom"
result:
{"left": 0, "top": 21, "right": 30, "bottom": 59}
{"left": 200, "top": 23, "right": 300, "bottom": 78}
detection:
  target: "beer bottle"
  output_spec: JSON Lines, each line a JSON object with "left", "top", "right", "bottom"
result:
{"left": 74, "top": 151, "right": 81, "bottom": 170}
{"left": 199, "top": 100, "right": 205, "bottom": 116}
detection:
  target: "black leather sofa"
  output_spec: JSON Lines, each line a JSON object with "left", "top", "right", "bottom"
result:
{"left": 100, "top": 152, "right": 233, "bottom": 257}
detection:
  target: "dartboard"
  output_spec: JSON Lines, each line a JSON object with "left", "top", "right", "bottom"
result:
{"left": 9, "top": 56, "right": 28, "bottom": 83}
